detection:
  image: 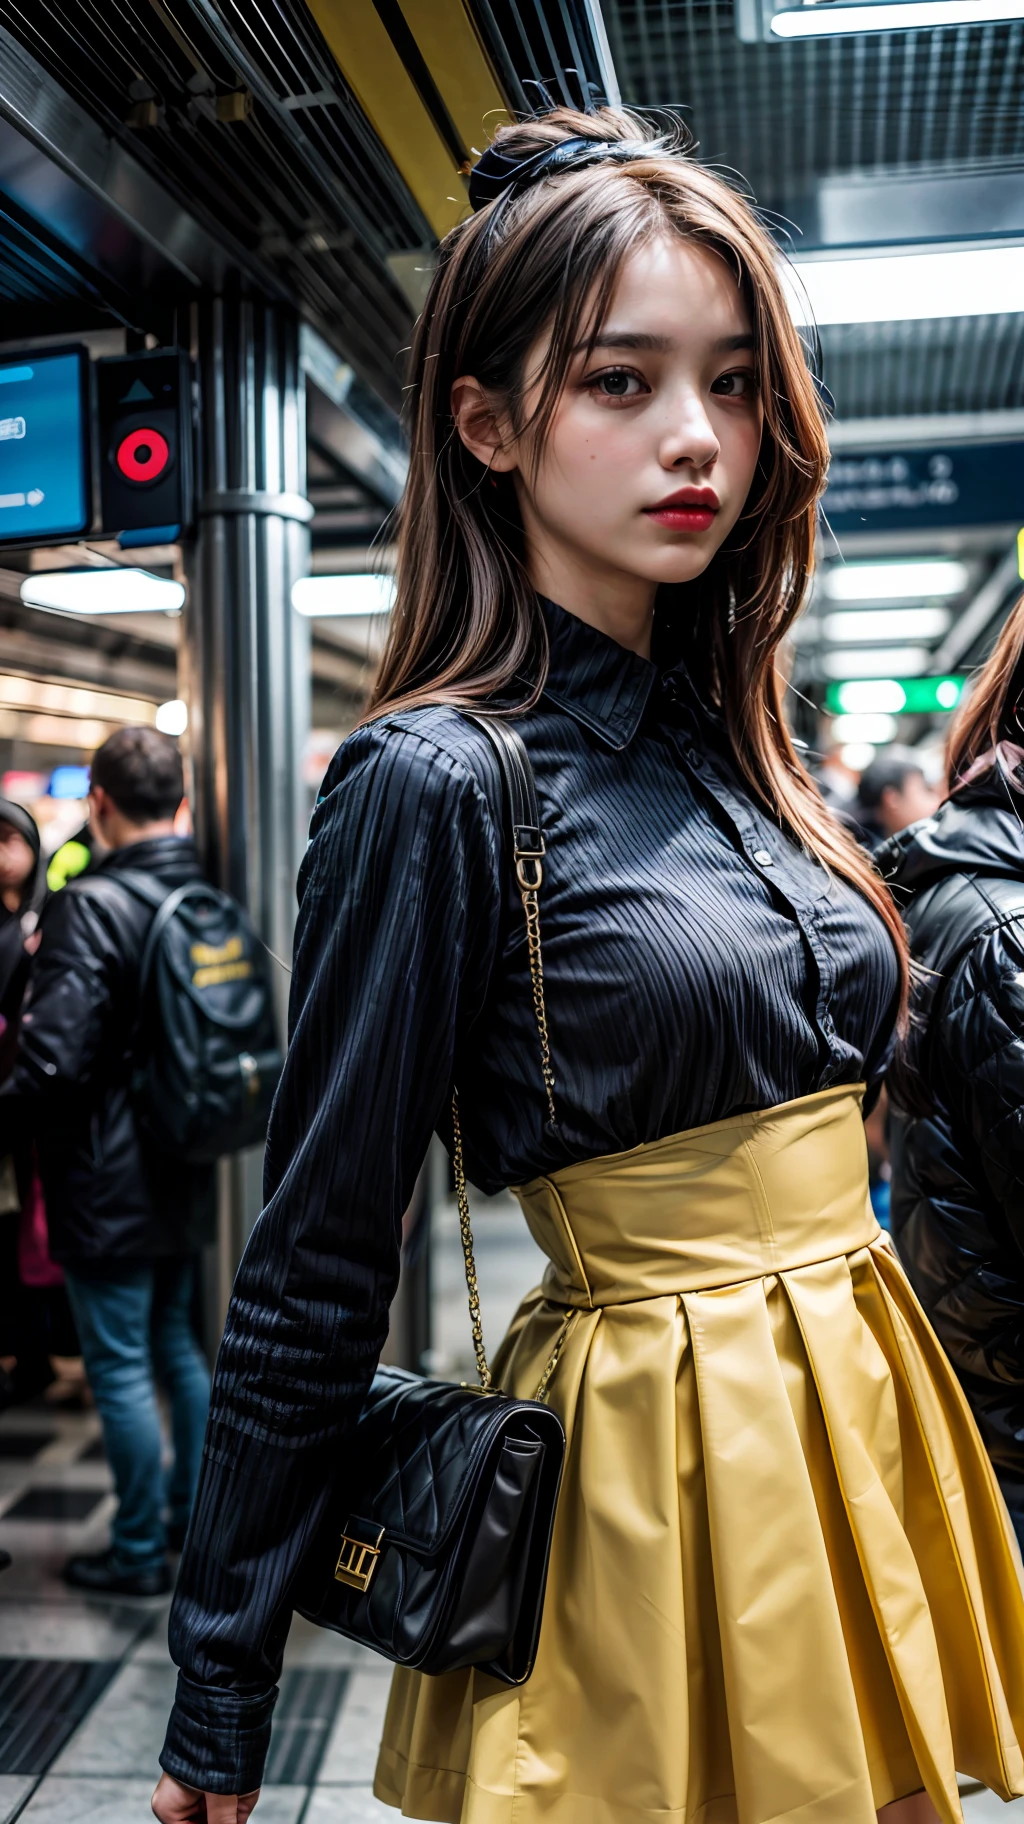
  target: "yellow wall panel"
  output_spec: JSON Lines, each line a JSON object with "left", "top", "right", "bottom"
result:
{"left": 305, "top": 0, "right": 468, "bottom": 237}
{"left": 398, "top": 0, "right": 509, "bottom": 155}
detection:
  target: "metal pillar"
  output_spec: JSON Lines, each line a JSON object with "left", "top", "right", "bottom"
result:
{"left": 182, "top": 296, "right": 312, "bottom": 1335}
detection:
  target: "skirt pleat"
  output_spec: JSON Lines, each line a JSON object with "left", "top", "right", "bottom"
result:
{"left": 375, "top": 1237, "right": 1024, "bottom": 1824}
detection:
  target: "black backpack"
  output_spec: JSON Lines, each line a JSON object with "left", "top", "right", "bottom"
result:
{"left": 116, "top": 872, "right": 284, "bottom": 1164}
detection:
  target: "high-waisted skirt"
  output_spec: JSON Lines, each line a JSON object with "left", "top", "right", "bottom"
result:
{"left": 374, "top": 1085, "right": 1024, "bottom": 1824}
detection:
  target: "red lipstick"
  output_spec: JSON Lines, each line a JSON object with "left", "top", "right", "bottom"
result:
{"left": 644, "top": 486, "right": 720, "bottom": 533}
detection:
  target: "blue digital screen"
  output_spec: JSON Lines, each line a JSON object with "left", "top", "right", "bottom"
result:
{"left": 0, "top": 349, "right": 89, "bottom": 543}
{"left": 48, "top": 765, "right": 91, "bottom": 800}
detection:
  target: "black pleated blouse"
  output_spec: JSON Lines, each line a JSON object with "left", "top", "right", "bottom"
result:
{"left": 161, "top": 598, "right": 900, "bottom": 1795}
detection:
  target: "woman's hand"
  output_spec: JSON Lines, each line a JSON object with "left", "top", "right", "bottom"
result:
{"left": 151, "top": 1772, "right": 260, "bottom": 1822}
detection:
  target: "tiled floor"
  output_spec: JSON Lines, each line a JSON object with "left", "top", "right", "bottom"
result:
{"left": 0, "top": 1191, "right": 543, "bottom": 1824}
{"left": 0, "top": 1400, "right": 400, "bottom": 1823}
{"left": 0, "top": 1198, "right": 1021, "bottom": 1821}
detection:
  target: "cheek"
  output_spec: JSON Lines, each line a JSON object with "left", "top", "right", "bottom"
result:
{"left": 715, "top": 411, "right": 763, "bottom": 511}
{"left": 545, "top": 402, "right": 644, "bottom": 495}
{"left": 539, "top": 408, "right": 618, "bottom": 504}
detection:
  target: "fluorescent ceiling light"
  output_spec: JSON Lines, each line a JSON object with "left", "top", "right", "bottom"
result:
{"left": 839, "top": 742, "right": 878, "bottom": 771}
{"left": 772, "top": 0, "right": 1024, "bottom": 36}
{"left": 822, "top": 608, "right": 951, "bottom": 642}
{"left": 823, "top": 646, "right": 930, "bottom": 679}
{"left": 156, "top": 699, "right": 188, "bottom": 736}
{"left": 831, "top": 713, "right": 898, "bottom": 744}
{"left": 20, "top": 569, "right": 185, "bottom": 615}
{"left": 292, "top": 573, "right": 396, "bottom": 617}
{"left": 786, "top": 245, "right": 1024, "bottom": 326}
{"left": 823, "top": 560, "right": 968, "bottom": 602}
{"left": 834, "top": 680, "right": 908, "bottom": 713}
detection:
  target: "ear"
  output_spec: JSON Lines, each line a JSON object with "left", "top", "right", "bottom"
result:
{"left": 450, "top": 375, "right": 518, "bottom": 474}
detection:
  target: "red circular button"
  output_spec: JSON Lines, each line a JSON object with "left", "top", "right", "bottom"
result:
{"left": 116, "top": 427, "right": 170, "bottom": 483}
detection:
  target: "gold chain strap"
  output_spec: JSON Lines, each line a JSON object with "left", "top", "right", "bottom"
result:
{"left": 452, "top": 843, "right": 565, "bottom": 1400}
{"left": 451, "top": 1091, "right": 492, "bottom": 1392}
{"left": 518, "top": 867, "right": 557, "bottom": 1130}
{"left": 533, "top": 1308, "right": 578, "bottom": 1403}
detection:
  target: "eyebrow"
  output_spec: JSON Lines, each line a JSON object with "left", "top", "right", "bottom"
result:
{"left": 576, "top": 330, "right": 756, "bottom": 355}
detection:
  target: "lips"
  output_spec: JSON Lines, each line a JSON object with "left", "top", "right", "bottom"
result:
{"left": 644, "top": 486, "right": 720, "bottom": 533}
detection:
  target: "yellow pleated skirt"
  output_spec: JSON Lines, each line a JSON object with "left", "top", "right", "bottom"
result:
{"left": 374, "top": 1085, "right": 1024, "bottom": 1824}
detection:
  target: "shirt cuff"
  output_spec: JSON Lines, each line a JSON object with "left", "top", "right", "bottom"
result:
{"left": 159, "top": 1671, "right": 279, "bottom": 1795}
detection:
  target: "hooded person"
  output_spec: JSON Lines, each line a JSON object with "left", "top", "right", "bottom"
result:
{"left": 0, "top": 796, "right": 72, "bottom": 1408}
{"left": 0, "top": 797, "right": 46, "bottom": 1053}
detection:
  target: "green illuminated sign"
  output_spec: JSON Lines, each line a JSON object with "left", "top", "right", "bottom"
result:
{"left": 825, "top": 676, "right": 966, "bottom": 717}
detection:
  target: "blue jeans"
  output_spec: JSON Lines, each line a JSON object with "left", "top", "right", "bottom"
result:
{"left": 64, "top": 1257, "right": 210, "bottom": 1572}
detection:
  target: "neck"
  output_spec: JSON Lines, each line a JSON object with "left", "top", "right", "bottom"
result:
{"left": 108, "top": 818, "right": 177, "bottom": 852}
{"left": 523, "top": 535, "right": 657, "bottom": 659}
{"left": 1, "top": 886, "right": 22, "bottom": 914}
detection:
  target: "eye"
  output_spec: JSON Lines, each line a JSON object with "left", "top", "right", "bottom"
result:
{"left": 711, "top": 369, "right": 757, "bottom": 398}
{"left": 585, "top": 367, "right": 648, "bottom": 401}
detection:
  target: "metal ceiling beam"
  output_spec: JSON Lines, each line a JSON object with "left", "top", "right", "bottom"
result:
{"left": 932, "top": 545, "right": 1022, "bottom": 670}
{"left": 184, "top": 0, "right": 417, "bottom": 265}
{"left": 829, "top": 408, "right": 1024, "bottom": 449}
{"left": 0, "top": 22, "right": 277, "bottom": 303}
{"left": 301, "top": 324, "right": 407, "bottom": 507}
{"left": 468, "top": 1, "right": 619, "bottom": 111}
{"left": 582, "top": 2, "right": 622, "bottom": 105}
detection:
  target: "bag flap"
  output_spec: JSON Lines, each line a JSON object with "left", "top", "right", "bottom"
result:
{"left": 347, "top": 1366, "right": 557, "bottom": 1558}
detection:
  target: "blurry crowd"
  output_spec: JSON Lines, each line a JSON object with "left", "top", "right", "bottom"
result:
{"left": 0, "top": 728, "right": 215, "bottom": 1595}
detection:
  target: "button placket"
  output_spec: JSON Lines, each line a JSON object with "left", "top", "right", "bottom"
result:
{"left": 692, "top": 755, "right": 848, "bottom": 1073}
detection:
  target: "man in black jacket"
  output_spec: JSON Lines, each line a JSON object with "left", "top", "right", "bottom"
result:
{"left": 881, "top": 772, "right": 1024, "bottom": 1547}
{"left": 0, "top": 727, "right": 215, "bottom": 1594}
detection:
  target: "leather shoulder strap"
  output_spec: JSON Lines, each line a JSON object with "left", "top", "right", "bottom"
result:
{"left": 450, "top": 711, "right": 557, "bottom": 1391}
{"left": 459, "top": 710, "right": 545, "bottom": 888}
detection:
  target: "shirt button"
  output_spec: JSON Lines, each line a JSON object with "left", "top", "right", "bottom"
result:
{"left": 752, "top": 848, "right": 773, "bottom": 866}
{"left": 685, "top": 746, "right": 702, "bottom": 768}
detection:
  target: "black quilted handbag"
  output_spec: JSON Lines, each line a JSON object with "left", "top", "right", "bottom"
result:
{"left": 297, "top": 714, "right": 567, "bottom": 1686}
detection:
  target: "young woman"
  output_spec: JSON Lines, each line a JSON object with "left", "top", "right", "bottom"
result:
{"left": 884, "top": 595, "right": 1024, "bottom": 1554}
{"left": 153, "top": 109, "right": 1024, "bottom": 1824}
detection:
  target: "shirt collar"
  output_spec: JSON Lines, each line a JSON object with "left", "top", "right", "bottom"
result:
{"left": 538, "top": 597, "right": 656, "bottom": 750}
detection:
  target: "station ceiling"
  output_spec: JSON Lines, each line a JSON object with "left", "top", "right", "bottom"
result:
{"left": 605, "top": 3, "right": 1024, "bottom": 195}
{"left": 0, "top": 0, "right": 1021, "bottom": 429}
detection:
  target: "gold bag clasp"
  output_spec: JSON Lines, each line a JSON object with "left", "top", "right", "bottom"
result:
{"left": 334, "top": 1520, "right": 384, "bottom": 1592}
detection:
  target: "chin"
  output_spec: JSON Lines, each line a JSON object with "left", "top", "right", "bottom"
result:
{"left": 647, "top": 554, "right": 717, "bottom": 587}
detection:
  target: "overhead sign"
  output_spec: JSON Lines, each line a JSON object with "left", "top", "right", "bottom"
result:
{"left": 0, "top": 347, "right": 90, "bottom": 545}
{"left": 823, "top": 442, "right": 1024, "bottom": 535}
{"left": 826, "top": 677, "right": 966, "bottom": 715}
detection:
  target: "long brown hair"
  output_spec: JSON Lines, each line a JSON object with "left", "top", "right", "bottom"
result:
{"left": 946, "top": 588, "right": 1024, "bottom": 788}
{"left": 368, "top": 105, "right": 909, "bottom": 1010}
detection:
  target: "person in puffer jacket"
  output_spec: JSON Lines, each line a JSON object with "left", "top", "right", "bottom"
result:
{"left": 880, "top": 593, "right": 1024, "bottom": 1548}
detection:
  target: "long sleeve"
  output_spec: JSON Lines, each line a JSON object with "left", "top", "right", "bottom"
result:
{"left": 912, "top": 920, "right": 1024, "bottom": 1489}
{"left": 939, "top": 919, "right": 1024, "bottom": 1237}
{"left": 160, "top": 718, "right": 503, "bottom": 1794}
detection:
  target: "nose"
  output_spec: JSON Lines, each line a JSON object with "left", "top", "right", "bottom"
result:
{"left": 658, "top": 388, "right": 720, "bottom": 474}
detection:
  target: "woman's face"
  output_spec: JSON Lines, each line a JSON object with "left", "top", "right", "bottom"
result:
{"left": 0, "top": 823, "right": 35, "bottom": 896}
{"left": 456, "top": 234, "right": 764, "bottom": 630}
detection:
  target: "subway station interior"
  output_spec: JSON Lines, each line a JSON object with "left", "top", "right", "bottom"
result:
{"left": 0, "top": 1, "right": 1023, "bottom": 1819}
